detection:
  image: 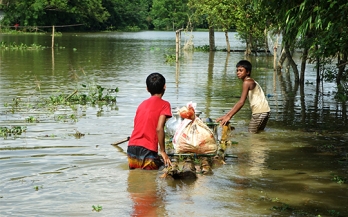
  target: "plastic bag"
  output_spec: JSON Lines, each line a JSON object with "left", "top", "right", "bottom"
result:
{"left": 178, "top": 102, "right": 196, "bottom": 120}
{"left": 172, "top": 103, "right": 217, "bottom": 154}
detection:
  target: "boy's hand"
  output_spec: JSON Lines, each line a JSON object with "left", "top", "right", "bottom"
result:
{"left": 216, "top": 115, "right": 231, "bottom": 126}
{"left": 160, "top": 151, "right": 172, "bottom": 167}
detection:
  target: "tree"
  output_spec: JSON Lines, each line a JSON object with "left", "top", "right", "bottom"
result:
{"left": 102, "top": 0, "right": 150, "bottom": 31}
{"left": 150, "top": 0, "right": 190, "bottom": 30}
{"left": 188, "top": 0, "right": 222, "bottom": 51}
{"left": 189, "top": 0, "right": 266, "bottom": 53}
{"left": 233, "top": 0, "right": 268, "bottom": 55}
{"left": 1, "top": 0, "right": 109, "bottom": 30}
{"left": 257, "top": 0, "right": 348, "bottom": 92}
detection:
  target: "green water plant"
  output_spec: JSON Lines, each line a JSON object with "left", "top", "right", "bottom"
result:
{"left": 0, "top": 126, "right": 27, "bottom": 138}
{"left": 327, "top": 209, "right": 340, "bottom": 216}
{"left": 195, "top": 45, "right": 215, "bottom": 52}
{"left": 70, "top": 129, "right": 85, "bottom": 139}
{"left": 92, "top": 205, "right": 102, "bottom": 212}
{"left": 164, "top": 54, "right": 176, "bottom": 64}
{"left": 45, "top": 84, "right": 118, "bottom": 109}
{"left": 2, "top": 71, "right": 119, "bottom": 125}
{"left": 0, "top": 41, "right": 45, "bottom": 50}
{"left": 332, "top": 175, "right": 346, "bottom": 184}
{"left": 26, "top": 116, "right": 38, "bottom": 123}
{"left": 4, "top": 97, "right": 22, "bottom": 114}
{"left": 33, "top": 185, "right": 43, "bottom": 191}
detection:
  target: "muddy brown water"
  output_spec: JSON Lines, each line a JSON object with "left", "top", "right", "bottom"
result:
{"left": 0, "top": 31, "right": 347, "bottom": 216}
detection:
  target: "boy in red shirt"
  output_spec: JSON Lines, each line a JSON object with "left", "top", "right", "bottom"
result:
{"left": 127, "top": 73, "right": 172, "bottom": 169}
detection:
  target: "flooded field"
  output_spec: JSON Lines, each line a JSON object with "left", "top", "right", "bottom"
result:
{"left": 0, "top": 31, "right": 347, "bottom": 216}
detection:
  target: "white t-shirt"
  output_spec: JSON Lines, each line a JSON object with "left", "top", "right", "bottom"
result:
{"left": 248, "top": 81, "right": 270, "bottom": 114}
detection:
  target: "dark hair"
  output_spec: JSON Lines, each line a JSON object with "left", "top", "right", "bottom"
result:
{"left": 236, "top": 60, "right": 252, "bottom": 74}
{"left": 146, "top": 72, "right": 166, "bottom": 95}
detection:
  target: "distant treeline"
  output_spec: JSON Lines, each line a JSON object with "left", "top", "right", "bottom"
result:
{"left": 0, "top": 0, "right": 210, "bottom": 32}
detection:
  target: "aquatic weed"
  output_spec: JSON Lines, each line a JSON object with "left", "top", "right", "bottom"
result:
{"left": 0, "top": 126, "right": 27, "bottom": 138}
{"left": 271, "top": 203, "right": 293, "bottom": 212}
{"left": 195, "top": 45, "right": 216, "bottom": 52}
{"left": 0, "top": 41, "right": 45, "bottom": 50}
{"left": 332, "top": 175, "right": 346, "bottom": 184}
{"left": 327, "top": 209, "right": 340, "bottom": 216}
{"left": 164, "top": 54, "right": 176, "bottom": 64}
{"left": 33, "top": 185, "right": 43, "bottom": 191}
{"left": 25, "top": 116, "right": 38, "bottom": 123}
{"left": 92, "top": 205, "right": 102, "bottom": 212}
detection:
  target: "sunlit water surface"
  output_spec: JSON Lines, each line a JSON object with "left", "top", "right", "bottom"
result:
{"left": 0, "top": 31, "right": 347, "bottom": 216}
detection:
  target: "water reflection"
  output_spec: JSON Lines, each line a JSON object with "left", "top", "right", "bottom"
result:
{"left": 127, "top": 170, "right": 165, "bottom": 216}
{"left": 235, "top": 133, "right": 270, "bottom": 177}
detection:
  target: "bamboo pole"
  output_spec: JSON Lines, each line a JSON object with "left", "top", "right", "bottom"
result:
{"left": 52, "top": 26, "right": 55, "bottom": 74}
{"left": 273, "top": 33, "right": 279, "bottom": 70}
{"left": 51, "top": 25, "right": 55, "bottom": 48}
{"left": 111, "top": 137, "right": 130, "bottom": 146}
{"left": 175, "top": 28, "right": 184, "bottom": 63}
{"left": 175, "top": 30, "right": 179, "bottom": 63}
{"left": 166, "top": 153, "right": 238, "bottom": 158}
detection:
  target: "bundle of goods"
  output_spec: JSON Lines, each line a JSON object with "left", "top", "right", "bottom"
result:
{"left": 172, "top": 102, "right": 218, "bottom": 154}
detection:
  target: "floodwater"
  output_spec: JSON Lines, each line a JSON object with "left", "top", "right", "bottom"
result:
{"left": 0, "top": 31, "right": 347, "bottom": 216}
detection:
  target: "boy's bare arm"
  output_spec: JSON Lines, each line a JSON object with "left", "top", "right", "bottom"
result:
{"left": 157, "top": 115, "right": 172, "bottom": 166}
{"left": 216, "top": 80, "right": 252, "bottom": 125}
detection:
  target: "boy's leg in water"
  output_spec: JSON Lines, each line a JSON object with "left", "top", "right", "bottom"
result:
{"left": 248, "top": 112, "right": 270, "bottom": 133}
{"left": 127, "top": 145, "right": 163, "bottom": 170}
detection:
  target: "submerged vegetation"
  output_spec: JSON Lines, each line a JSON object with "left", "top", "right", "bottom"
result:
{"left": 1, "top": 70, "right": 118, "bottom": 139}
{"left": 0, "top": 41, "right": 46, "bottom": 50}
{"left": 46, "top": 84, "right": 118, "bottom": 106}
{"left": 92, "top": 205, "right": 102, "bottom": 212}
{"left": 0, "top": 126, "right": 27, "bottom": 138}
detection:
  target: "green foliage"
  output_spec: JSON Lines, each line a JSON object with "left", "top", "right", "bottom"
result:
{"left": 257, "top": 0, "right": 348, "bottom": 87}
{"left": 0, "top": 126, "right": 27, "bottom": 138}
{"left": 25, "top": 116, "right": 38, "bottom": 123}
{"left": 103, "top": 0, "right": 150, "bottom": 31}
{"left": 33, "top": 185, "right": 43, "bottom": 191}
{"left": 188, "top": 0, "right": 236, "bottom": 31}
{"left": 271, "top": 203, "right": 292, "bottom": 212}
{"left": 194, "top": 45, "right": 211, "bottom": 52}
{"left": 150, "top": 0, "right": 190, "bottom": 30}
{"left": 46, "top": 84, "right": 118, "bottom": 107}
{"left": 327, "top": 210, "right": 340, "bottom": 216}
{"left": 332, "top": 174, "right": 346, "bottom": 184}
{"left": 188, "top": 0, "right": 266, "bottom": 52}
{"left": 123, "top": 26, "right": 141, "bottom": 32}
{"left": 1, "top": 0, "right": 110, "bottom": 31}
{"left": 92, "top": 205, "right": 102, "bottom": 212}
{"left": 164, "top": 54, "right": 176, "bottom": 64}
{"left": 0, "top": 0, "right": 153, "bottom": 31}
{"left": 3, "top": 68, "right": 119, "bottom": 124}
{"left": 0, "top": 41, "right": 45, "bottom": 50}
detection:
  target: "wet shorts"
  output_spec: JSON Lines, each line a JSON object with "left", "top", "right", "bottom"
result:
{"left": 127, "top": 145, "right": 164, "bottom": 170}
{"left": 248, "top": 112, "right": 270, "bottom": 133}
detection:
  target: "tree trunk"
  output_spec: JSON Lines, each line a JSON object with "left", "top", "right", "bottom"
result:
{"left": 300, "top": 47, "right": 309, "bottom": 85}
{"left": 276, "top": 48, "right": 286, "bottom": 73}
{"left": 284, "top": 44, "right": 299, "bottom": 82}
{"left": 209, "top": 26, "right": 215, "bottom": 51}
{"left": 316, "top": 44, "right": 320, "bottom": 84}
{"left": 273, "top": 33, "right": 279, "bottom": 70}
{"left": 264, "top": 28, "right": 268, "bottom": 54}
{"left": 245, "top": 41, "right": 251, "bottom": 55}
{"left": 225, "top": 31, "right": 230, "bottom": 53}
{"left": 337, "top": 52, "right": 347, "bottom": 86}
